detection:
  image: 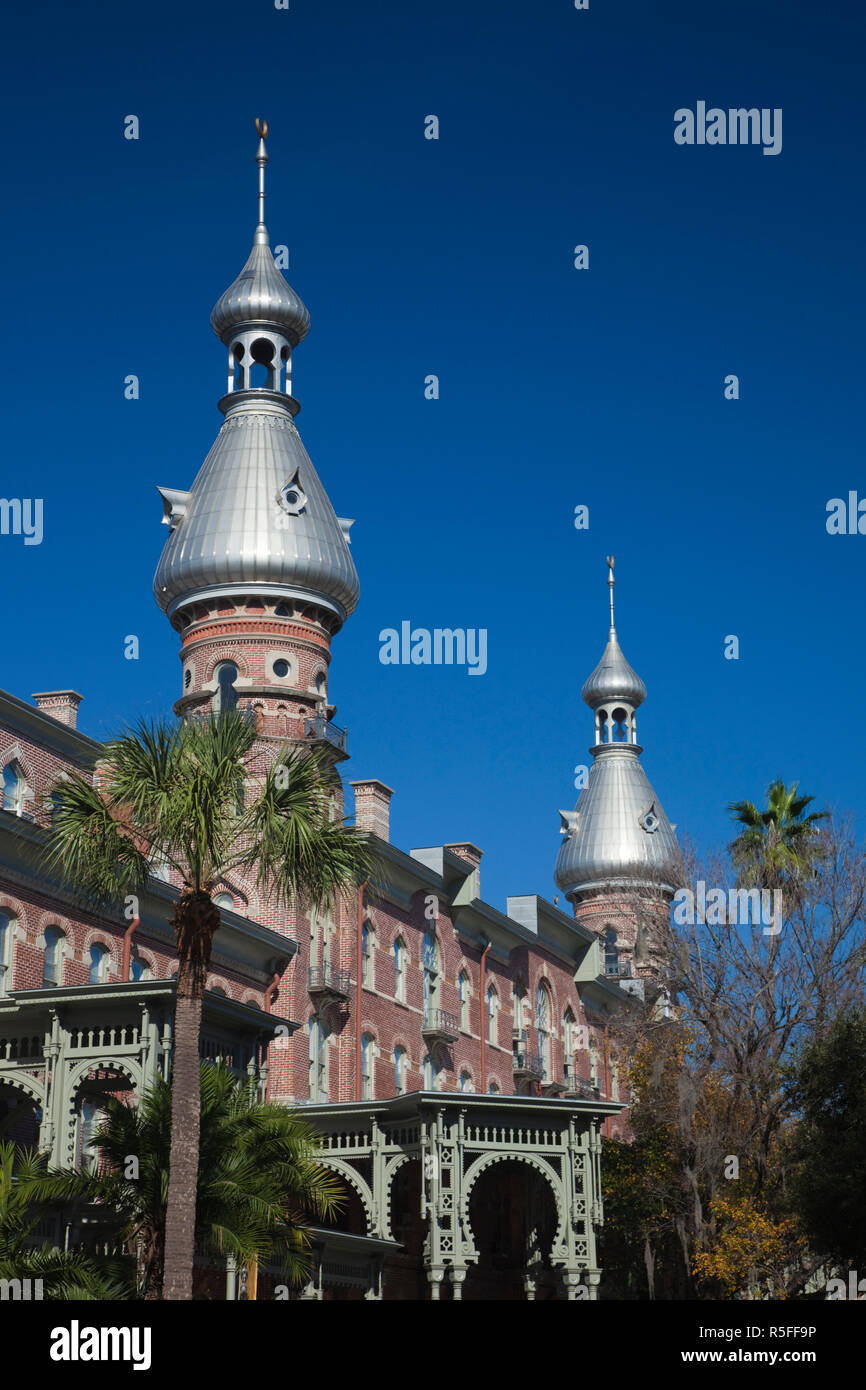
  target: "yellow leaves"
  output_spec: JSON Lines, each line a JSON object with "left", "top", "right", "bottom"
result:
{"left": 692, "top": 1191, "right": 807, "bottom": 1298}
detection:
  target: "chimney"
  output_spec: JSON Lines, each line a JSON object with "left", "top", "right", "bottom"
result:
{"left": 31, "top": 691, "right": 84, "bottom": 730}
{"left": 445, "top": 842, "right": 484, "bottom": 892}
{"left": 350, "top": 780, "right": 394, "bottom": 842}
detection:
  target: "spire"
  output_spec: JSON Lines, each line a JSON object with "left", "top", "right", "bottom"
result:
{"left": 581, "top": 559, "right": 647, "bottom": 726}
{"left": 210, "top": 119, "right": 310, "bottom": 368}
{"left": 254, "top": 116, "right": 269, "bottom": 246}
{"left": 607, "top": 553, "right": 615, "bottom": 630}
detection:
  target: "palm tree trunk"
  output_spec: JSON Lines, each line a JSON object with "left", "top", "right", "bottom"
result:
{"left": 161, "top": 890, "right": 219, "bottom": 1301}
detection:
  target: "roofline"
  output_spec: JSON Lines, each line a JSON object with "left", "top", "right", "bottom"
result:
{"left": 0, "top": 689, "right": 103, "bottom": 766}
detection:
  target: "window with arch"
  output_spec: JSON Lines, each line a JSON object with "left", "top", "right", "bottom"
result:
{"left": 611, "top": 1056, "right": 620, "bottom": 1102}
{"left": 563, "top": 1007, "right": 576, "bottom": 1057}
{"left": 309, "top": 1015, "right": 329, "bottom": 1101}
{"left": 89, "top": 943, "right": 109, "bottom": 985}
{"left": 213, "top": 892, "right": 234, "bottom": 911}
{"left": 486, "top": 984, "right": 499, "bottom": 1044}
{"left": 422, "top": 930, "right": 440, "bottom": 1021}
{"left": 459, "top": 1070, "right": 474, "bottom": 1093}
{"left": 362, "top": 921, "right": 374, "bottom": 987}
{"left": 393, "top": 936, "right": 406, "bottom": 1002}
{"left": 213, "top": 661, "right": 239, "bottom": 714}
{"left": 130, "top": 951, "right": 152, "bottom": 983}
{"left": 422, "top": 1053, "right": 438, "bottom": 1091}
{"left": 311, "top": 906, "right": 333, "bottom": 972}
{"left": 43, "top": 926, "right": 64, "bottom": 987}
{"left": 512, "top": 982, "right": 527, "bottom": 1035}
{"left": 487, "top": 1080, "right": 500, "bottom": 1094}
{"left": 0, "top": 909, "right": 13, "bottom": 995}
{"left": 78, "top": 1098, "right": 104, "bottom": 1173}
{"left": 589, "top": 1037, "right": 600, "bottom": 1089}
{"left": 458, "top": 970, "right": 470, "bottom": 1031}
{"left": 603, "top": 927, "right": 619, "bottom": 977}
{"left": 393, "top": 1045, "right": 407, "bottom": 1096}
{"left": 2, "top": 761, "right": 26, "bottom": 817}
{"left": 361, "top": 1033, "right": 375, "bottom": 1098}
{"left": 536, "top": 983, "right": 552, "bottom": 1082}
{"left": 314, "top": 671, "right": 326, "bottom": 696}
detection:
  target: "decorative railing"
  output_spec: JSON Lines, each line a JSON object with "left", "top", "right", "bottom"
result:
{"left": 304, "top": 716, "right": 348, "bottom": 753}
{"left": 0, "top": 1035, "right": 43, "bottom": 1062}
{"left": 513, "top": 1051, "right": 544, "bottom": 1076}
{"left": 308, "top": 965, "right": 351, "bottom": 998}
{"left": 605, "top": 958, "right": 633, "bottom": 979}
{"left": 422, "top": 1008, "right": 459, "bottom": 1037}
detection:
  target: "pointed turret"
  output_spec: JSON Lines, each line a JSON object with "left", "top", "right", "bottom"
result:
{"left": 152, "top": 121, "right": 358, "bottom": 744}
{"left": 555, "top": 559, "right": 681, "bottom": 904}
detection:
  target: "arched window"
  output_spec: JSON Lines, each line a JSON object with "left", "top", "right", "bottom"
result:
{"left": 422, "top": 1053, "right": 438, "bottom": 1091}
{"left": 486, "top": 984, "right": 499, "bottom": 1044}
{"left": 459, "top": 1070, "right": 474, "bottom": 1093}
{"left": 79, "top": 1099, "right": 103, "bottom": 1173}
{"left": 488, "top": 1080, "right": 500, "bottom": 1094}
{"left": 130, "top": 951, "right": 152, "bottom": 983}
{"left": 458, "top": 970, "right": 470, "bottom": 1031}
{"left": 309, "top": 1015, "right": 328, "bottom": 1101}
{"left": 213, "top": 661, "right": 239, "bottom": 714}
{"left": 589, "top": 1037, "right": 600, "bottom": 1089}
{"left": 512, "top": 982, "right": 527, "bottom": 1035}
{"left": 2, "top": 762, "right": 25, "bottom": 816}
{"left": 393, "top": 937, "right": 406, "bottom": 1002}
{"left": 43, "top": 926, "right": 64, "bottom": 988}
{"left": 563, "top": 1008, "right": 575, "bottom": 1055}
{"left": 0, "top": 909, "right": 13, "bottom": 995}
{"left": 362, "top": 921, "right": 374, "bottom": 987}
{"left": 422, "top": 931, "right": 439, "bottom": 1021}
{"left": 603, "top": 928, "right": 619, "bottom": 977}
{"left": 394, "top": 1045, "right": 406, "bottom": 1096}
{"left": 213, "top": 892, "right": 234, "bottom": 910}
{"left": 536, "top": 983, "right": 552, "bottom": 1082}
{"left": 89, "top": 943, "right": 109, "bottom": 985}
{"left": 611, "top": 1057, "right": 620, "bottom": 1102}
{"left": 361, "top": 1033, "right": 374, "bottom": 1099}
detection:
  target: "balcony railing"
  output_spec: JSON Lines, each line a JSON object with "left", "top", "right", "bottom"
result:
{"left": 563, "top": 1068, "right": 597, "bottom": 1099}
{"left": 421, "top": 1007, "right": 459, "bottom": 1043}
{"left": 308, "top": 965, "right": 351, "bottom": 1001}
{"left": 513, "top": 1051, "right": 544, "bottom": 1079}
{"left": 605, "top": 958, "right": 633, "bottom": 979}
{"left": 304, "top": 716, "right": 348, "bottom": 754}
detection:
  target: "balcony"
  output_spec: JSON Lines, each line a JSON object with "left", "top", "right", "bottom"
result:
{"left": 562, "top": 1067, "right": 597, "bottom": 1100}
{"left": 304, "top": 715, "right": 348, "bottom": 755}
{"left": 512, "top": 1051, "right": 544, "bottom": 1081}
{"left": 604, "top": 958, "right": 633, "bottom": 979}
{"left": 308, "top": 965, "right": 351, "bottom": 1004}
{"left": 421, "top": 1007, "right": 459, "bottom": 1046}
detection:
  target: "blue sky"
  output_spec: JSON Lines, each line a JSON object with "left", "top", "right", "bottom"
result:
{"left": 1, "top": 0, "right": 863, "bottom": 911}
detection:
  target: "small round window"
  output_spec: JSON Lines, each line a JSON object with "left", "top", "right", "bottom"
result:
{"left": 273, "top": 658, "right": 290, "bottom": 679}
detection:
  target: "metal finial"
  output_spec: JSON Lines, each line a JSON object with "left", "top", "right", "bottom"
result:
{"left": 605, "top": 555, "right": 615, "bottom": 629}
{"left": 255, "top": 118, "right": 269, "bottom": 244}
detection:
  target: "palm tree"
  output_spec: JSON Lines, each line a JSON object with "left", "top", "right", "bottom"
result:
{"left": 44, "top": 711, "right": 374, "bottom": 1300}
{"left": 0, "top": 1141, "right": 132, "bottom": 1299}
{"left": 728, "top": 779, "right": 827, "bottom": 890}
{"left": 31, "top": 1062, "right": 345, "bottom": 1299}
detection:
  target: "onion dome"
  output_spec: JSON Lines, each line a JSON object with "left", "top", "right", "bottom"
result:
{"left": 153, "top": 121, "right": 358, "bottom": 627}
{"left": 555, "top": 558, "right": 682, "bottom": 898}
{"left": 210, "top": 121, "right": 310, "bottom": 348}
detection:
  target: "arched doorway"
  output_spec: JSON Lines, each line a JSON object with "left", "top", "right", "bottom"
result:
{"left": 464, "top": 1159, "right": 559, "bottom": 1300}
{"left": 0, "top": 1083, "right": 40, "bottom": 1153}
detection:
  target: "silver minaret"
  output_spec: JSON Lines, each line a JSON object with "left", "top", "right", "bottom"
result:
{"left": 555, "top": 558, "right": 682, "bottom": 901}
{"left": 154, "top": 120, "right": 359, "bottom": 627}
